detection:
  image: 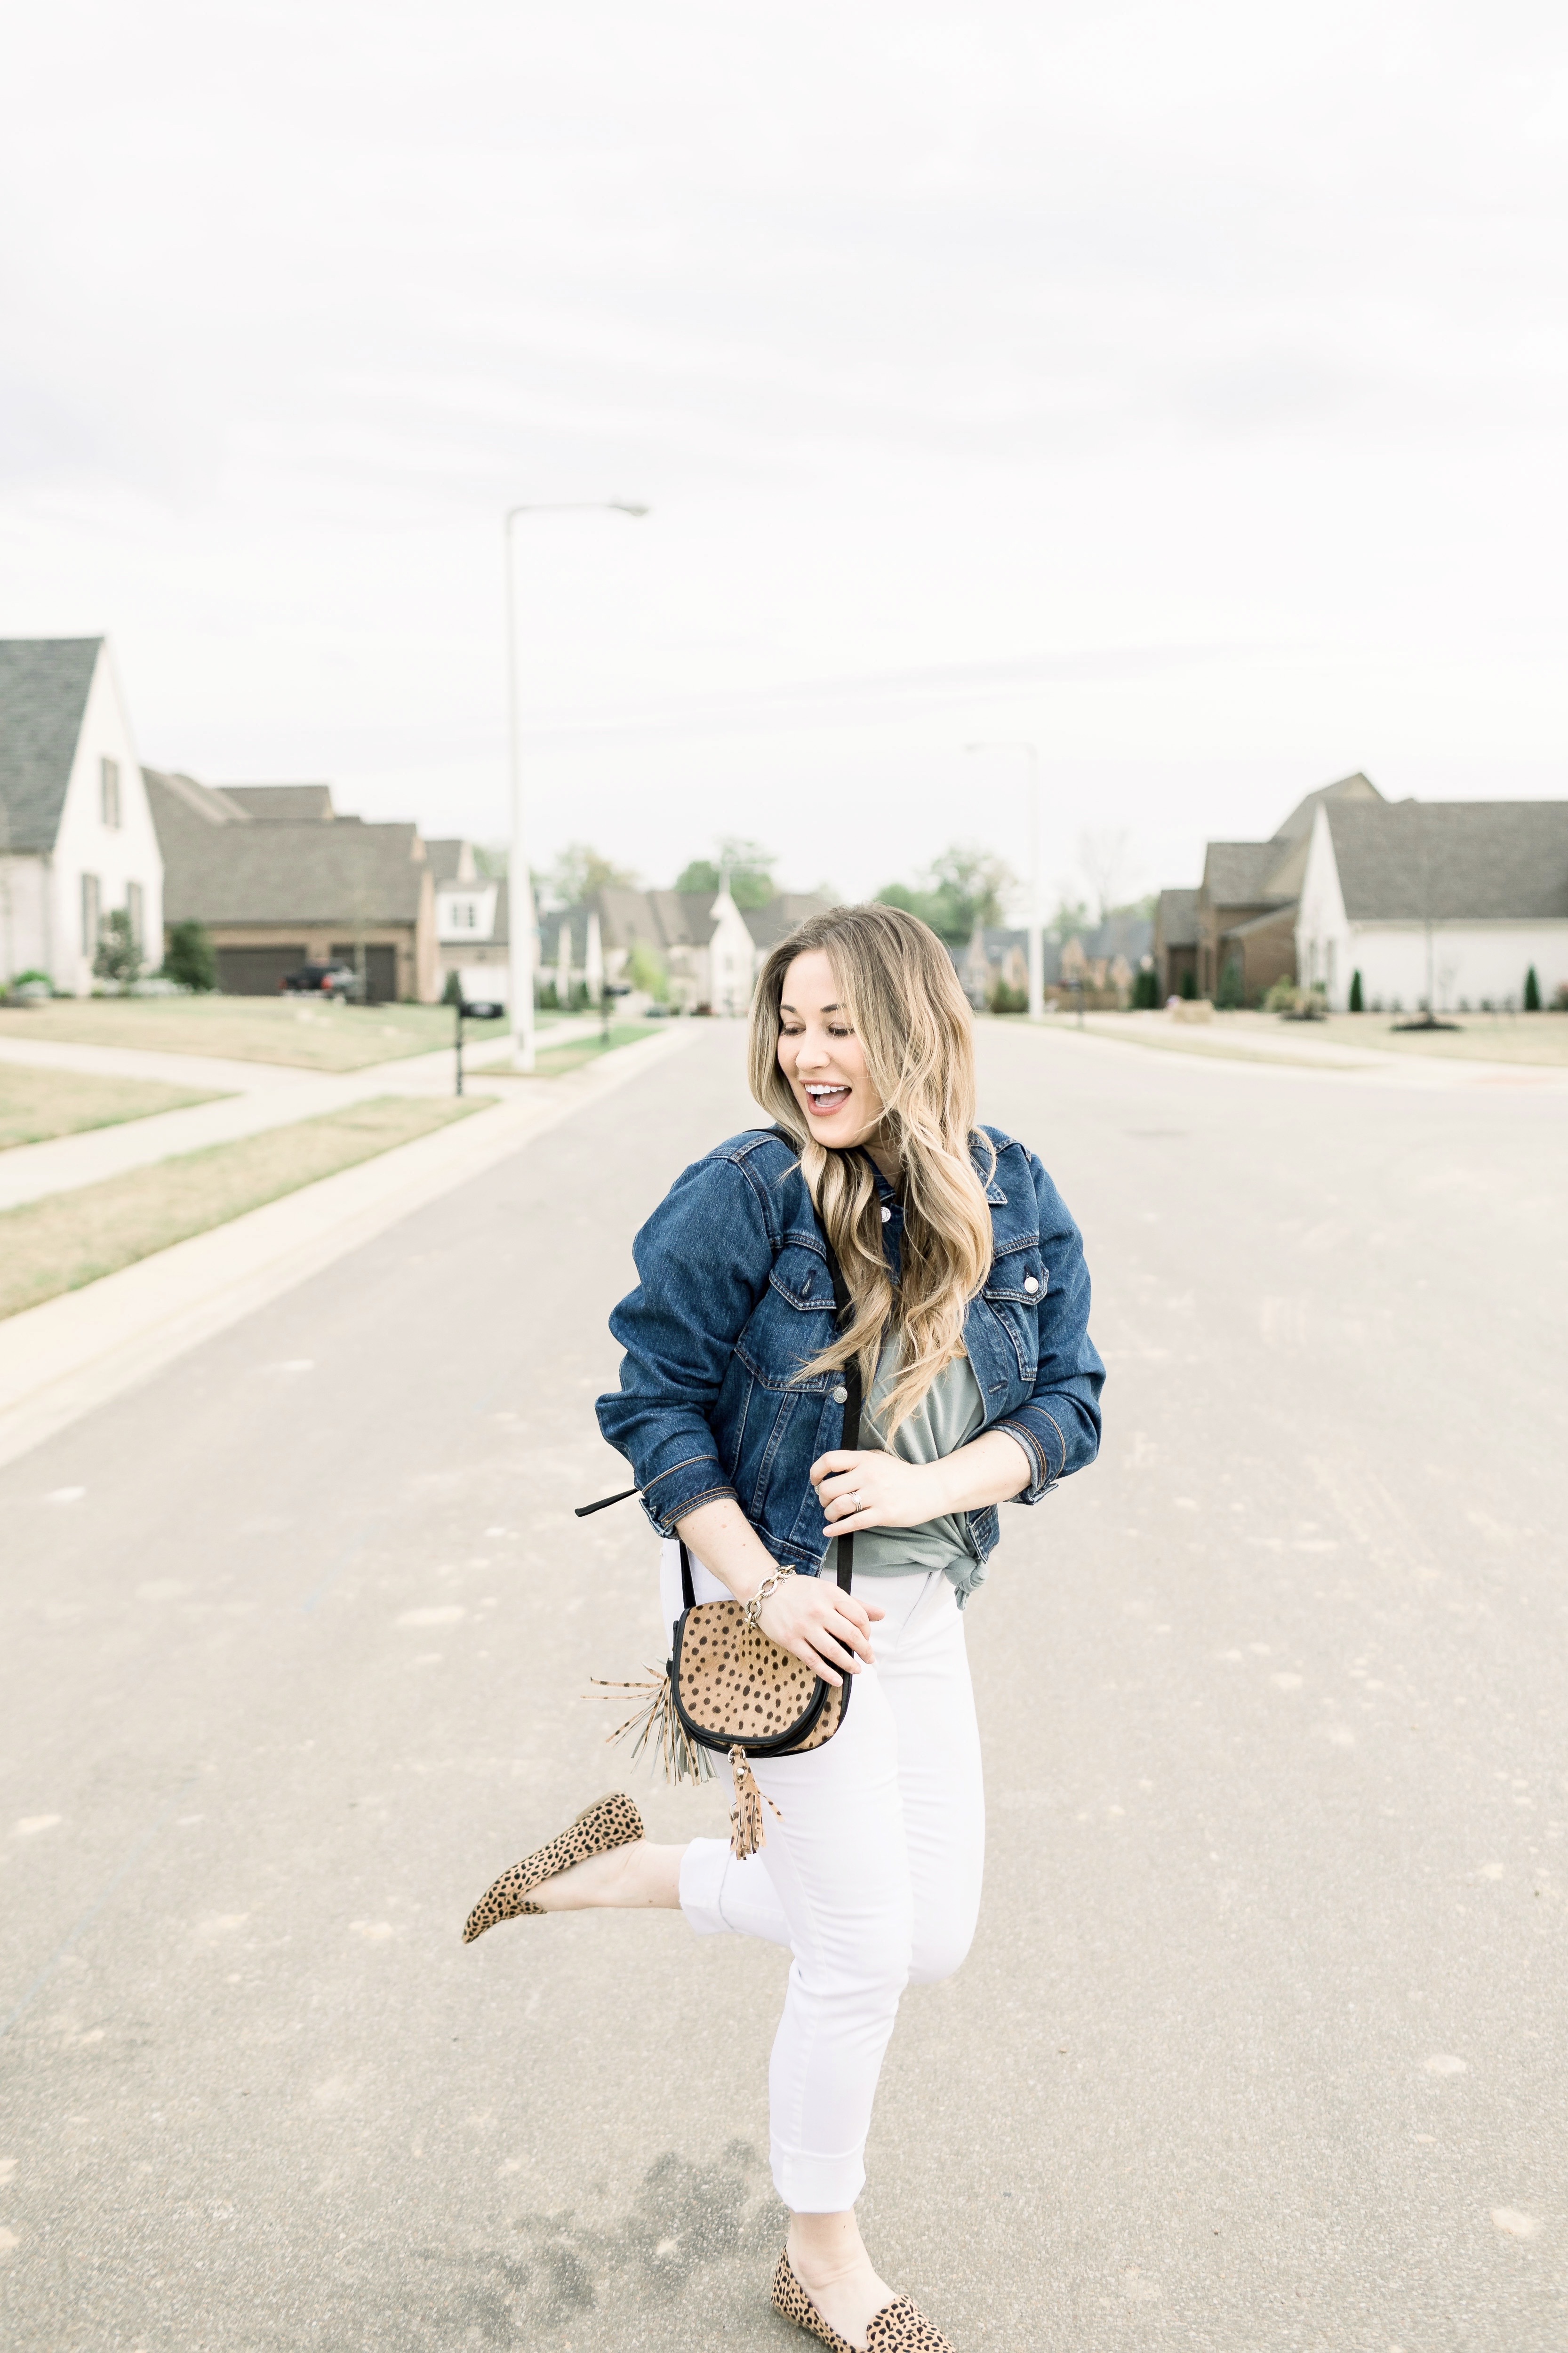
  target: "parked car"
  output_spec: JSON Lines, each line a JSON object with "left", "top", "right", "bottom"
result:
{"left": 281, "top": 961, "right": 360, "bottom": 1000}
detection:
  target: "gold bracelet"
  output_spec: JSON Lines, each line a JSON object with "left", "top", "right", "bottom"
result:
{"left": 742, "top": 1564, "right": 794, "bottom": 1630}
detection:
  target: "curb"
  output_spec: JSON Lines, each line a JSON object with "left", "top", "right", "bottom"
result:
{"left": 0, "top": 1023, "right": 696, "bottom": 1471}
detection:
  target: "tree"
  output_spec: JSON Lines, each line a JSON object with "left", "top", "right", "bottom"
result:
{"left": 93, "top": 908, "right": 142, "bottom": 988}
{"left": 1047, "top": 893, "right": 1093, "bottom": 944}
{"left": 1348, "top": 968, "right": 1364, "bottom": 1012}
{"left": 627, "top": 938, "right": 670, "bottom": 1000}
{"left": 876, "top": 843, "right": 1016, "bottom": 950}
{"left": 547, "top": 842, "right": 640, "bottom": 905}
{"left": 1132, "top": 965, "right": 1159, "bottom": 1009}
{"left": 1078, "top": 828, "right": 1133, "bottom": 922}
{"left": 1524, "top": 964, "right": 1542, "bottom": 1011}
{"left": 674, "top": 836, "right": 777, "bottom": 909}
{"left": 1216, "top": 955, "right": 1244, "bottom": 1010}
{"left": 162, "top": 921, "right": 216, "bottom": 992}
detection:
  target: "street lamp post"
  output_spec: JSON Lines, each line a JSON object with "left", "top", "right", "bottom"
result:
{"left": 504, "top": 500, "right": 648, "bottom": 1071}
{"left": 964, "top": 742, "right": 1043, "bottom": 1019}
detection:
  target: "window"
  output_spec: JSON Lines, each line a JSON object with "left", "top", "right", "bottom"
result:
{"left": 81, "top": 872, "right": 101, "bottom": 956}
{"left": 127, "top": 881, "right": 144, "bottom": 948}
{"left": 101, "top": 757, "right": 121, "bottom": 828}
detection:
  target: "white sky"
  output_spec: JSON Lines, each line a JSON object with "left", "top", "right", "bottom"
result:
{"left": 3, "top": 1, "right": 1567, "bottom": 911}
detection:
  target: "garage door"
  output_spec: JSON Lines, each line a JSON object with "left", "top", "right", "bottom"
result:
{"left": 331, "top": 944, "right": 399, "bottom": 1003}
{"left": 218, "top": 946, "right": 305, "bottom": 995}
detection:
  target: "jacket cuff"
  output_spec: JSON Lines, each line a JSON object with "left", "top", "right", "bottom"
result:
{"left": 638, "top": 1455, "right": 737, "bottom": 1535}
{"left": 992, "top": 1414, "right": 1058, "bottom": 1505}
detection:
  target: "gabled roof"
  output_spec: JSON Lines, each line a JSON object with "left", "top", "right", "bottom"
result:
{"left": 741, "top": 893, "right": 839, "bottom": 950}
{"left": 219, "top": 784, "right": 336, "bottom": 822}
{"left": 1155, "top": 888, "right": 1200, "bottom": 947}
{"left": 426, "top": 838, "right": 476, "bottom": 886}
{"left": 0, "top": 638, "right": 102, "bottom": 853}
{"left": 1272, "top": 770, "right": 1382, "bottom": 845}
{"left": 1324, "top": 801, "right": 1568, "bottom": 922}
{"left": 147, "top": 768, "right": 428, "bottom": 926}
{"left": 1202, "top": 841, "right": 1289, "bottom": 907}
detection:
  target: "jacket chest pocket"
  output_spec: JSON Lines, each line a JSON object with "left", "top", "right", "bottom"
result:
{"left": 981, "top": 1248, "right": 1046, "bottom": 1382}
{"left": 736, "top": 1245, "right": 838, "bottom": 1394}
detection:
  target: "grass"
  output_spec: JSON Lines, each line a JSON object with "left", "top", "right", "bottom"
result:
{"left": 0, "top": 1093, "right": 484, "bottom": 1321}
{"left": 0, "top": 995, "right": 557, "bottom": 1071}
{"left": 1070, "top": 1008, "right": 1568, "bottom": 1068}
{"left": 522, "top": 1021, "right": 667, "bottom": 1078}
{"left": 0, "top": 1064, "right": 224, "bottom": 1152}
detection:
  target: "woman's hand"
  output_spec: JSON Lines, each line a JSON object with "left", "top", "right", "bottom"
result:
{"left": 810, "top": 1447, "right": 947, "bottom": 1533}
{"left": 754, "top": 1572, "right": 884, "bottom": 1689}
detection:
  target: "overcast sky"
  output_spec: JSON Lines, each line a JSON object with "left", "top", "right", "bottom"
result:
{"left": 4, "top": 1, "right": 1567, "bottom": 910}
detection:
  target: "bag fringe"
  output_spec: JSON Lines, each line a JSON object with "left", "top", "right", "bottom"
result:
{"left": 592, "top": 1671, "right": 714, "bottom": 1786}
{"left": 728, "top": 1746, "right": 768, "bottom": 1860}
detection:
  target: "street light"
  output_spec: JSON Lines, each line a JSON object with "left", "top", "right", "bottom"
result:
{"left": 964, "top": 742, "right": 1043, "bottom": 1020}
{"left": 504, "top": 500, "right": 649, "bottom": 1071}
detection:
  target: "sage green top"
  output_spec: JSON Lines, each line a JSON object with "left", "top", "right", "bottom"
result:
{"left": 834, "top": 1337, "right": 985, "bottom": 1588}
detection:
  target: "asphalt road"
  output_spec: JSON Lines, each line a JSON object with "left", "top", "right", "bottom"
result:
{"left": 2, "top": 1020, "right": 1564, "bottom": 2353}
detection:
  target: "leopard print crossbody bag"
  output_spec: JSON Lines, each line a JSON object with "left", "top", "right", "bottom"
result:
{"left": 593, "top": 1239, "right": 863, "bottom": 1862}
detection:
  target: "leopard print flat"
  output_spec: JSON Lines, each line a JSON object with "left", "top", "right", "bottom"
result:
{"left": 771, "top": 2248, "right": 955, "bottom": 2351}
{"left": 462, "top": 1791, "right": 644, "bottom": 1943}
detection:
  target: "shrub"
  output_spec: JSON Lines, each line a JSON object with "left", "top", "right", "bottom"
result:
{"left": 162, "top": 921, "right": 216, "bottom": 992}
{"left": 1262, "top": 976, "right": 1297, "bottom": 1014}
{"left": 627, "top": 938, "right": 671, "bottom": 1001}
{"left": 1524, "top": 964, "right": 1541, "bottom": 1011}
{"left": 442, "top": 969, "right": 464, "bottom": 1006}
{"left": 93, "top": 908, "right": 143, "bottom": 987}
{"left": 987, "top": 978, "right": 1028, "bottom": 1015}
{"left": 1131, "top": 966, "right": 1159, "bottom": 1009}
{"left": 1216, "top": 956, "right": 1244, "bottom": 1009}
{"left": 1178, "top": 968, "right": 1196, "bottom": 1000}
{"left": 1348, "top": 969, "right": 1363, "bottom": 1012}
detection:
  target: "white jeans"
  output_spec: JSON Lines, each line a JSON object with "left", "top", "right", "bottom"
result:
{"left": 660, "top": 1541, "right": 986, "bottom": 2213}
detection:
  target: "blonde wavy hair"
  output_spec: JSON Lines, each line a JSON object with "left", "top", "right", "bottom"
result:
{"left": 747, "top": 903, "right": 995, "bottom": 1438}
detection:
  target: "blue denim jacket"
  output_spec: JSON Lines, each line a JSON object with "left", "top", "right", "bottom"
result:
{"left": 596, "top": 1125, "right": 1104, "bottom": 1603}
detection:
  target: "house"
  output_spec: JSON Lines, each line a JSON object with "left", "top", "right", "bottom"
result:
{"left": 1152, "top": 889, "right": 1199, "bottom": 998}
{"left": 1296, "top": 799, "right": 1568, "bottom": 1012}
{"left": 0, "top": 638, "right": 164, "bottom": 993}
{"left": 144, "top": 772, "right": 438, "bottom": 1000}
{"left": 428, "top": 839, "right": 509, "bottom": 1002}
{"left": 543, "top": 886, "right": 836, "bottom": 1012}
{"left": 1177, "top": 771, "right": 1385, "bottom": 1003}
{"left": 958, "top": 911, "right": 1152, "bottom": 1009}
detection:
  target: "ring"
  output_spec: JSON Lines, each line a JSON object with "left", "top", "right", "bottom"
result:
{"left": 845, "top": 1490, "right": 863, "bottom": 1513}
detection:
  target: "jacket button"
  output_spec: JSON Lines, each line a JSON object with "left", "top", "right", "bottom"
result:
{"left": 832, "top": 1384, "right": 848, "bottom": 1403}
{"left": 880, "top": 1205, "right": 891, "bottom": 1224}
{"left": 1024, "top": 1275, "right": 1039, "bottom": 1293}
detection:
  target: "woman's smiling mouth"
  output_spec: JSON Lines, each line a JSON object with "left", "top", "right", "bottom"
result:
{"left": 803, "top": 1082, "right": 852, "bottom": 1117}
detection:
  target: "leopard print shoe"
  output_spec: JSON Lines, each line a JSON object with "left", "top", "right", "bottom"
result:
{"left": 771, "top": 2248, "right": 955, "bottom": 2352}
{"left": 462, "top": 1792, "right": 644, "bottom": 1943}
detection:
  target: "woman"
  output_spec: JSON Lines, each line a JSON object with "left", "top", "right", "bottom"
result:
{"left": 464, "top": 904, "right": 1103, "bottom": 2352}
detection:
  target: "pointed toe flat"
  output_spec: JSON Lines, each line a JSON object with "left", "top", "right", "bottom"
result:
{"left": 772, "top": 2247, "right": 956, "bottom": 2352}
{"left": 462, "top": 1791, "right": 644, "bottom": 1943}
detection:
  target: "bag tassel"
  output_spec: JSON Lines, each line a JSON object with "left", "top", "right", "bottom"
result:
{"left": 592, "top": 1670, "right": 714, "bottom": 1786}
{"left": 728, "top": 1746, "right": 770, "bottom": 1861}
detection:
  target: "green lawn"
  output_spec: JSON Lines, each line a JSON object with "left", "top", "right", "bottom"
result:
{"left": 523, "top": 1021, "right": 668, "bottom": 1078}
{"left": 0, "top": 1064, "right": 224, "bottom": 1152}
{"left": 1072, "top": 1008, "right": 1568, "bottom": 1068}
{"left": 0, "top": 996, "right": 564, "bottom": 1071}
{"left": 0, "top": 1093, "right": 485, "bottom": 1321}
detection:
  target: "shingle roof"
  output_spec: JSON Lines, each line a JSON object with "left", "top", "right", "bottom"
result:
{"left": 426, "top": 838, "right": 475, "bottom": 885}
{"left": 147, "top": 769, "right": 428, "bottom": 925}
{"left": 1202, "top": 841, "right": 1289, "bottom": 907}
{"left": 741, "top": 893, "right": 839, "bottom": 950}
{"left": 0, "top": 638, "right": 102, "bottom": 853}
{"left": 1155, "top": 888, "right": 1200, "bottom": 947}
{"left": 218, "top": 784, "right": 336, "bottom": 822}
{"left": 1326, "top": 801, "right": 1568, "bottom": 921}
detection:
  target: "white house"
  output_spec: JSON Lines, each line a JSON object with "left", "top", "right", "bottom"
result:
{"left": 0, "top": 639, "right": 164, "bottom": 993}
{"left": 428, "top": 837, "right": 509, "bottom": 1001}
{"left": 1296, "top": 797, "right": 1568, "bottom": 1012}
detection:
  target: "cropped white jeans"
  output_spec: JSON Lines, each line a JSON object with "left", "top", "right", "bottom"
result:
{"left": 659, "top": 1541, "right": 986, "bottom": 2213}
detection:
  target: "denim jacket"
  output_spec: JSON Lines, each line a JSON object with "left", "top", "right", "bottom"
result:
{"left": 596, "top": 1125, "right": 1104, "bottom": 1603}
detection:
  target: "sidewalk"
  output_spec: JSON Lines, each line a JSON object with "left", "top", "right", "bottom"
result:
{"left": 0, "top": 1020, "right": 695, "bottom": 1470}
{"left": 0, "top": 1015, "right": 607, "bottom": 1211}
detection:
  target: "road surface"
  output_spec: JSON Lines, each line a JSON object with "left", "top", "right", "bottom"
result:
{"left": 2, "top": 1020, "right": 1564, "bottom": 2350}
